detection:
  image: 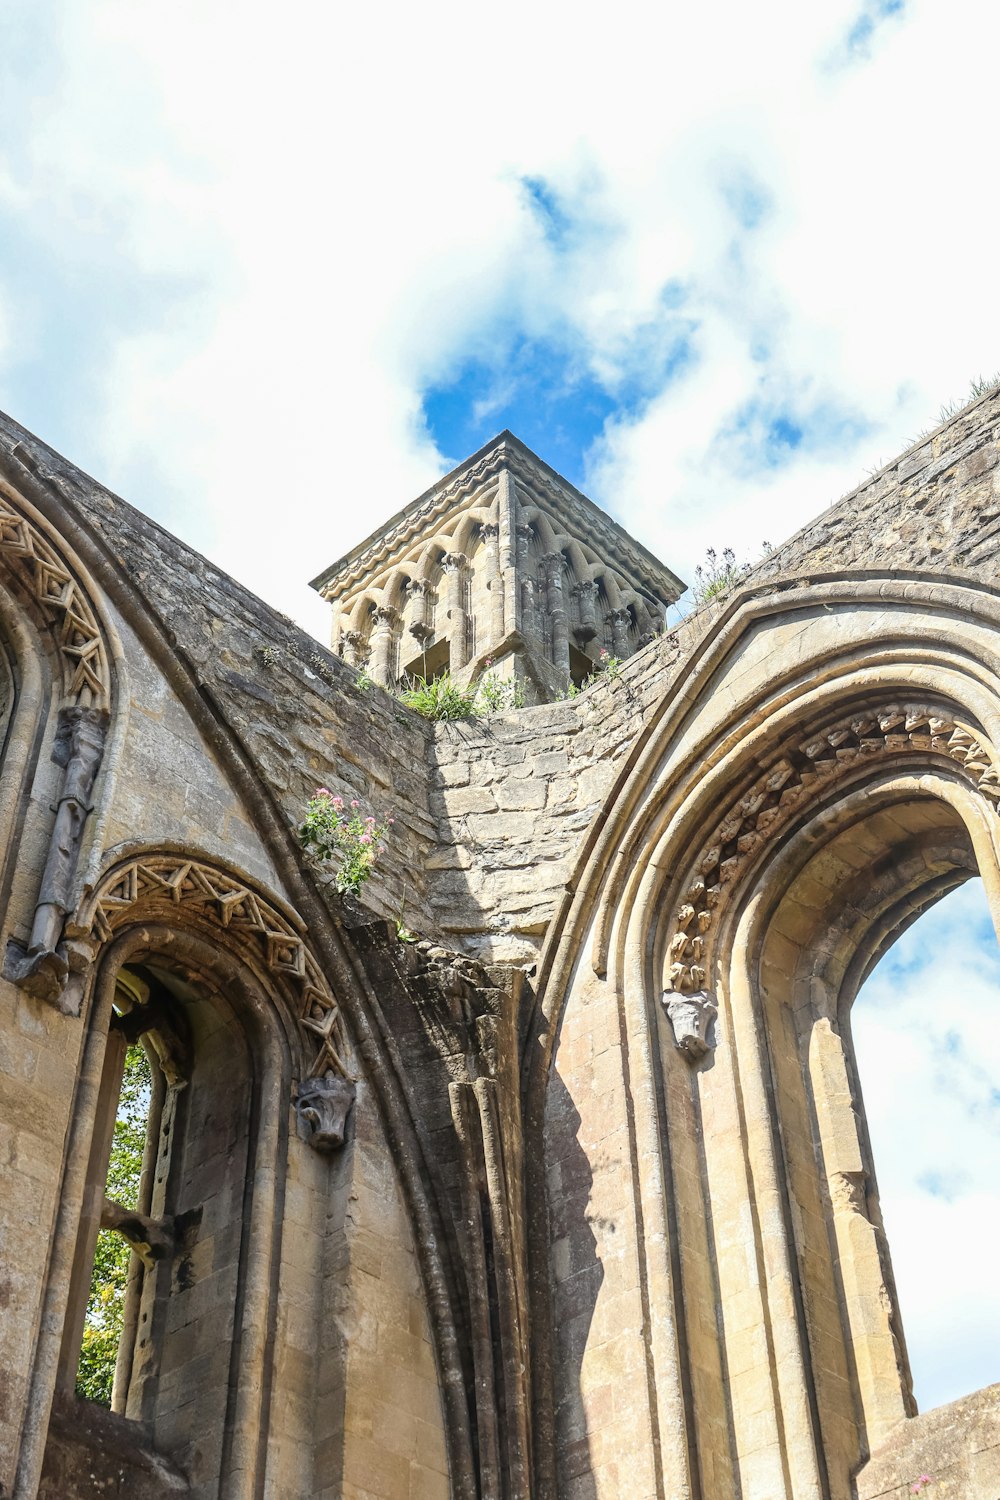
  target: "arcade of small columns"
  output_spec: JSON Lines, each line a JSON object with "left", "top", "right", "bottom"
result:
{"left": 324, "top": 474, "right": 667, "bottom": 690}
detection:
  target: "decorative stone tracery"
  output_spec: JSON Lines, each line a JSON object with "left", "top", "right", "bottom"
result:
{"left": 665, "top": 703, "right": 1000, "bottom": 992}
{"left": 72, "top": 855, "right": 351, "bottom": 1080}
{"left": 0, "top": 482, "right": 111, "bottom": 709}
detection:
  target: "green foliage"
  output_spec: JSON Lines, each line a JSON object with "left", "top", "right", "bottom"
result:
{"left": 691, "top": 546, "right": 750, "bottom": 605}
{"left": 396, "top": 665, "right": 526, "bottom": 720}
{"left": 299, "top": 790, "right": 394, "bottom": 895}
{"left": 937, "top": 372, "right": 1000, "bottom": 424}
{"left": 560, "top": 648, "right": 624, "bottom": 698}
{"left": 474, "top": 664, "right": 526, "bottom": 716}
{"left": 397, "top": 671, "right": 478, "bottom": 720}
{"left": 75, "top": 1043, "right": 152, "bottom": 1405}
{"left": 394, "top": 886, "right": 417, "bottom": 944}
{"left": 354, "top": 665, "right": 374, "bottom": 693}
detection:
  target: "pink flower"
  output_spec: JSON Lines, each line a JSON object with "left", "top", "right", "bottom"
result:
{"left": 316, "top": 787, "right": 331, "bottom": 797}
{"left": 359, "top": 833, "right": 372, "bottom": 845}
{"left": 350, "top": 799, "right": 359, "bottom": 808}
{"left": 377, "top": 844, "right": 386, "bottom": 855}
{"left": 366, "top": 815, "right": 376, "bottom": 825}
{"left": 388, "top": 816, "right": 395, "bottom": 824}
{"left": 599, "top": 648, "right": 609, "bottom": 659}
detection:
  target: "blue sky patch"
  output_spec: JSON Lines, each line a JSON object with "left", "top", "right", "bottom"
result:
{"left": 721, "top": 172, "right": 772, "bottom": 232}
{"left": 829, "top": 0, "right": 906, "bottom": 65}
{"left": 519, "top": 176, "right": 576, "bottom": 251}
{"left": 424, "top": 344, "right": 611, "bottom": 484}
{"left": 718, "top": 394, "right": 871, "bottom": 476}
{"left": 424, "top": 313, "right": 696, "bottom": 484}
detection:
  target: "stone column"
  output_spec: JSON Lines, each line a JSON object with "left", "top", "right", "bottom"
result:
{"left": 2, "top": 706, "right": 108, "bottom": 1004}
{"left": 497, "top": 470, "right": 520, "bottom": 637}
{"left": 543, "top": 552, "right": 570, "bottom": 676}
{"left": 443, "top": 553, "right": 470, "bottom": 670}
{"left": 368, "top": 606, "right": 399, "bottom": 686}
{"left": 341, "top": 630, "right": 368, "bottom": 670}
{"left": 516, "top": 525, "right": 535, "bottom": 647}
{"left": 571, "top": 579, "right": 597, "bottom": 644}
{"left": 481, "top": 523, "right": 504, "bottom": 649}
{"left": 610, "top": 606, "right": 632, "bottom": 659}
{"left": 404, "top": 580, "right": 435, "bottom": 669}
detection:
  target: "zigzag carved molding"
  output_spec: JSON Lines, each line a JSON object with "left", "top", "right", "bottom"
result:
{"left": 0, "top": 481, "right": 111, "bottom": 708}
{"left": 73, "top": 856, "right": 349, "bottom": 1079}
{"left": 666, "top": 703, "right": 1000, "bottom": 993}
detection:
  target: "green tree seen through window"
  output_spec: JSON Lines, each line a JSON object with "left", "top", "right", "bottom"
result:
{"left": 75, "top": 1042, "right": 152, "bottom": 1405}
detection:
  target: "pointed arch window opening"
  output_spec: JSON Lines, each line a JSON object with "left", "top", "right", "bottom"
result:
{"left": 69, "top": 965, "right": 189, "bottom": 1415}
{"left": 851, "top": 874, "right": 1000, "bottom": 1414}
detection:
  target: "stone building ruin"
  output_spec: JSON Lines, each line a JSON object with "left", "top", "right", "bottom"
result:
{"left": 1, "top": 391, "right": 999, "bottom": 1500}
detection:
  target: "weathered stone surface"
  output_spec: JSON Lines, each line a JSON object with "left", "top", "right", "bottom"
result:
{"left": 2, "top": 390, "right": 1000, "bottom": 1500}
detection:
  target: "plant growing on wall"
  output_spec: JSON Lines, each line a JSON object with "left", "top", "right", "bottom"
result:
{"left": 299, "top": 790, "right": 393, "bottom": 895}
{"left": 691, "top": 546, "right": 750, "bottom": 603}
{"left": 397, "top": 670, "right": 478, "bottom": 720}
{"left": 474, "top": 661, "right": 526, "bottom": 715}
{"left": 76, "top": 1043, "right": 151, "bottom": 1405}
{"left": 560, "top": 647, "right": 624, "bottom": 698}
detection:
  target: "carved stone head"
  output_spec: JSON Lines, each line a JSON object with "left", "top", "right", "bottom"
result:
{"left": 295, "top": 1075, "right": 356, "bottom": 1152}
{"left": 664, "top": 990, "right": 718, "bottom": 1060}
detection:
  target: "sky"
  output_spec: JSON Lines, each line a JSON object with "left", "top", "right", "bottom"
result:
{"left": 2, "top": 0, "right": 999, "bottom": 1418}
{"left": 853, "top": 879, "right": 1000, "bottom": 1412}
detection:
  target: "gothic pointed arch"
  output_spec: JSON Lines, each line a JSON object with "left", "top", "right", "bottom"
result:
{"left": 71, "top": 846, "right": 352, "bottom": 1082}
{"left": 0, "top": 476, "right": 113, "bottom": 712}
{"left": 529, "top": 567, "right": 1000, "bottom": 1500}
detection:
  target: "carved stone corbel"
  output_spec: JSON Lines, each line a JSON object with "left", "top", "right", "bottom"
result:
{"left": 294, "top": 1074, "right": 356, "bottom": 1152}
{"left": 663, "top": 989, "right": 718, "bottom": 1059}
{"left": 4, "top": 705, "right": 108, "bottom": 1004}
{"left": 101, "top": 1197, "right": 177, "bottom": 1271}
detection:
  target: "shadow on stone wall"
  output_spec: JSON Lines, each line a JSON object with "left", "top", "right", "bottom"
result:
{"left": 545, "top": 1070, "right": 601, "bottom": 1499}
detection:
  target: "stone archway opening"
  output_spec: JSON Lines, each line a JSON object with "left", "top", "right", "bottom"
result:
{"left": 851, "top": 876, "right": 1000, "bottom": 1413}
{"left": 741, "top": 766, "right": 1000, "bottom": 1488}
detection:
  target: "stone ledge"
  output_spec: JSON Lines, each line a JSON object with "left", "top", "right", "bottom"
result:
{"left": 855, "top": 1383, "right": 1000, "bottom": 1499}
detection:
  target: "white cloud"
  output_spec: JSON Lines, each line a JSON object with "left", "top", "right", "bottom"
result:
{"left": 4, "top": 0, "right": 1000, "bottom": 631}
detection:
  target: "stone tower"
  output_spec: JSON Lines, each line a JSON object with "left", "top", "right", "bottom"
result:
{"left": 311, "top": 431, "right": 684, "bottom": 699}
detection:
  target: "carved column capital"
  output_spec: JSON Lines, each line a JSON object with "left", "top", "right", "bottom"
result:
{"left": 340, "top": 630, "right": 370, "bottom": 672}
{"left": 372, "top": 604, "right": 399, "bottom": 628}
{"left": 571, "top": 580, "right": 596, "bottom": 600}
{"left": 480, "top": 522, "right": 500, "bottom": 543}
{"left": 443, "top": 551, "right": 468, "bottom": 574}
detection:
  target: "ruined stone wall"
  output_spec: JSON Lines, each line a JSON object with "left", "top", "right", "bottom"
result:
{"left": 0, "top": 421, "right": 454, "bottom": 1500}
{"left": 424, "top": 635, "right": 683, "bottom": 960}
{"left": 4, "top": 383, "right": 1000, "bottom": 1500}
{"left": 752, "top": 385, "right": 1000, "bottom": 583}
{"left": 424, "top": 385, "right": 1000, "bottom": 963}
